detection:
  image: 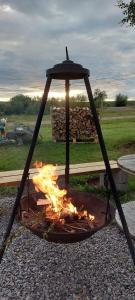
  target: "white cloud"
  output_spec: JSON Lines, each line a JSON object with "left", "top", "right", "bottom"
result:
{"left": 0, "top": 4, "right": 13, "bottom": 12}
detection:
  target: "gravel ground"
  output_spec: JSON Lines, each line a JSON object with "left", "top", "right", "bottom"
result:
{"left": 0, "top": 197, "right": 135, "bottom": 300}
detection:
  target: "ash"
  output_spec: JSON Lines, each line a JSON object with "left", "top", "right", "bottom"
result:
{"left": 0, "top": 197, "right": 135, "bottom": 300}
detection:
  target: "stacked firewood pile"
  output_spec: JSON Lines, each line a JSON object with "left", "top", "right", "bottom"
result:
{"left": 51, "top": 107, "right": 98, "bottom": 142}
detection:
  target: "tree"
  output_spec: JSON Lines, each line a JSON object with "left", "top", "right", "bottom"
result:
{"left": 10, "top": 94, "right": 32, "bottom": 114}
{"left": 117, "top": 0, "right": 135, "bottom": 26}
{"left": 115, "top": 93, "right": 128, "bottom": 106}
{"left": 76, "top": 94, "right": 87, "bottom": 102}
{"left": 94, "top": 89, "right": 107, "bottom": 112}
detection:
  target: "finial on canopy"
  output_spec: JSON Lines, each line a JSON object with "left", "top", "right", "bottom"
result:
{"left": 66, "top": 46, "right": 69, "bottom": 60}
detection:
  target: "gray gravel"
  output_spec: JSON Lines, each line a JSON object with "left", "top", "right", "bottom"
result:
{"left": 0, "top": 197, "right": 135, "bottom": 300}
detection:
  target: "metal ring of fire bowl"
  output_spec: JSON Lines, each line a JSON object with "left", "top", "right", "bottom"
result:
{"left": 17, "top": 190, "right": 115, "bottom": 243}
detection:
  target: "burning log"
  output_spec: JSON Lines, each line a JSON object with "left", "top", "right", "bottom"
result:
{"left": 37, "top": 199, "right": 51, "bottom": 206}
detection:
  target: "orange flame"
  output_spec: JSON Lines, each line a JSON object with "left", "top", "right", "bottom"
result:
{"left": 32, "top": 162, "right": 95, "bottom": 223}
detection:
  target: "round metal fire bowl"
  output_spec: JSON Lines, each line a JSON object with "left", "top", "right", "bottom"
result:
{"left": 29, "top": 224, "right": 99, "bottom": 243}
{"left": 18, "top": 190, "right": 115, "bottom": 243}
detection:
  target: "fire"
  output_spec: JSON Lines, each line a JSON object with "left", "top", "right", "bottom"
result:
{"left": 32, "top": 162, "right": 95, "bottom": 223}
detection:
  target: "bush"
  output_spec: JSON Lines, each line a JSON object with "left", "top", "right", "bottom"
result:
{"left": 94, "top": 89, "right": 107, "bottom": 111}
{"left": 115, "top": 94, "right": 128, "bottom": 107}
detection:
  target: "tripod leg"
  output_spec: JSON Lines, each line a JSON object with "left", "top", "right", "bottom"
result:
{"left": 84, "top": 75, "right": 135, "bottom": 265}
{"left": 0, "top": 77, "right": 52, "bottom": 263}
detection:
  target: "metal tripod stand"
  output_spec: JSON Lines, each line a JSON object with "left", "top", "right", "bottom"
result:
{"left": 0, "top": 49, "right": 135, "bottom": 265}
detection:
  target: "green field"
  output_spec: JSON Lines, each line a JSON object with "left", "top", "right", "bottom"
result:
{"left": 3, "top": 106, "right": 135, "bottom": 125}
{"left": 0, "top": 115, "right": 135, "bottom": 197}
{"left": 5, "top": 114, "right": 50, "bottom": 125}
{"left": 1, "top": 118, "right": 135, "bottom": 170}
{"left": 101, "top": 106, "right": 135, "bottom": 118}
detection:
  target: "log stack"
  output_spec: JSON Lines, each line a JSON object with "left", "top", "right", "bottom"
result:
{"left": 51, "top": 107, "right": 98, "bottom": 143}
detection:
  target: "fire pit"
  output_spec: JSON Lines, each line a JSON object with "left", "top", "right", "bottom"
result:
{"left": 1, "top": 48, "right": 134, "bottom": 265}
{"left": 17, "top": 163, "right": 114, "bottom": 243}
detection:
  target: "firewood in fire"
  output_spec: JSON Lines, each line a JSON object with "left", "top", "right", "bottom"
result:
{"left": 60, "top": 210, "right": 79, "bottom": 223}
{"left": 37, "top": 198, "right": 51, "bottom": 206}
{"left": 64, "top": 223, "right": 88, "bottom": 232}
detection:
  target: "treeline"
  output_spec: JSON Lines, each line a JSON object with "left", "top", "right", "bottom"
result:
{"left": 0, "top": 94, "right": 89, "bottom": 116}
{"left": 0, "top": 92, "right": 135, "bottom": 116}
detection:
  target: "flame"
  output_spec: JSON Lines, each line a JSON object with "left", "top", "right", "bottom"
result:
{"left": 32, "top": 162, "right": 95, "bottom": 223}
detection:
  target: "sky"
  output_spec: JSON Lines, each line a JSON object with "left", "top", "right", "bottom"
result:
{"left": 0, "top": 0, "right": 135, "bottom": 101}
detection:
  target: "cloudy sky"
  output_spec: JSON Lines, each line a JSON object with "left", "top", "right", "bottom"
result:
{"left": 0, "top": 0, "right": 135, "bottom": 101}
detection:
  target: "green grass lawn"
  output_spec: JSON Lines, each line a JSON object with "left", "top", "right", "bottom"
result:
{"left": 101, "top": 106, "right": 135, "bottom": 118}
{"left": 1, "top": 118, "right": 135, "bottom": 170}
{"left": 4, "top": 106, "right": 135, "bottom": 124}
{"left": 6, "top": 114, "right": 50, "bottom": 125}
{"left": 0, "top": 117, "right": 135, "bottom": 197}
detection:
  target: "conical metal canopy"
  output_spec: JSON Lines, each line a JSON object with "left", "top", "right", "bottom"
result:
{"left": 46, "top": 47, "right": 89, "bottom": 80}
